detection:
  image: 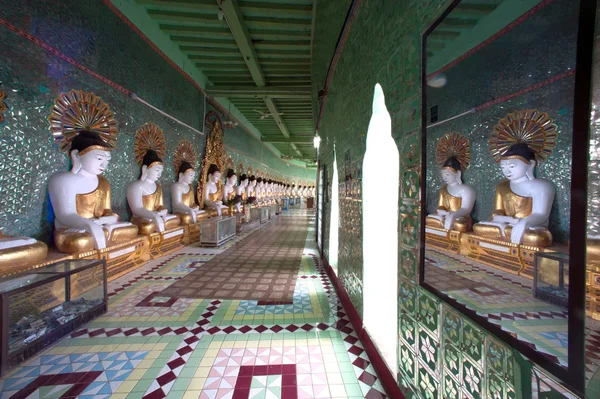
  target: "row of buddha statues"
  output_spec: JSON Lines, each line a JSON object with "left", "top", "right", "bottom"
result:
{"left": 426, "top": 110, "right": 559, "bottom": 248}
{"left": 0, "top": 127, "right": 314, "bottom": 272}
{"left": 203, "top": 163, "right": 315, "bottom": 218}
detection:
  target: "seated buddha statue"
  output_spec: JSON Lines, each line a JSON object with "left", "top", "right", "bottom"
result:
{"left": 473, "top": 143, "right": 555, "bottom": 247}
{"left": 238, "top": 174, "right": 249, "bottom": 202}
{"left": 255, "top": 178, "right": 265, "bottom": 203}
{"left": 48, "top": 131, "right": 138, "bottom": 253}
{"left": 0, "top": 232, "right": 48, "bottom": 272}
{"left": 426, "top": 156, "right": 475, "bottom": 232}
{"left": 204, "top": 164, "right": 227, "bottom": 216}
{"left": 246, "top": 175, "right": 257, "bottom": 205}
{"left": 223, "top": 169, "right": 242, "bottom": 214}
{"left": 171, "top": 161, "right": 206, "bottom": 224}
{"left": 127, "top": 150, "right": 180, "bottom": 235}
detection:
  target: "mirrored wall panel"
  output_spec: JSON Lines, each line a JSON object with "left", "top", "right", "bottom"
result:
{"left": 421, "top": 0, "right": 589, "bottom": 391}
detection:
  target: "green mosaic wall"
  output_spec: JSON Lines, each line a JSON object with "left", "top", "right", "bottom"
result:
{"left": 313, "top": 0, "right": 586, "bottom": 397}
{"left": 0, "top": 0, "right": 312, "bottom": 242}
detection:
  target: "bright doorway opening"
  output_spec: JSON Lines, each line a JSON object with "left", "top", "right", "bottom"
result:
{"left": 362, "top": 84, "right": 399, "bottom": 376}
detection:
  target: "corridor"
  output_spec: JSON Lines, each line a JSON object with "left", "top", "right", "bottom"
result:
{"left": 0, "top": 211, "right": 387, "bottom": 399}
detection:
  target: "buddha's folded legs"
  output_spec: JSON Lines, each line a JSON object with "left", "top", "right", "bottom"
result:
{"left": 426, "top": 216, "right": 472, "bottom": 232}
{"left": 504, "top": 226, "right": 552, "bottom": 247}
{"left": 176, "top": 213, "right": 193, "bottom": 225}
{"left": 55, "top": 224, "right": 139, "bottom": 253}
{"left": 108, "top": 225, "right": 139, "bottom": 243}
{"left": 130, "top": 217, "right": 156, "bottom": 236}
{"left": 472, "top": 223, "right": 503, "bottom": 239}
{"left": 164, "top": 217, "right": 181, "bottom": 230}
{"left": 0, "top": 241, "right": 48, "bottom": 271}
{"left": 453, "top": 216, "right": 472, "bottom": 233}
{"left": 472, "top": 223, "right": 552, "bottom": 247}
{"left": 425, "top": 216, "right": 443, "bottom": 228}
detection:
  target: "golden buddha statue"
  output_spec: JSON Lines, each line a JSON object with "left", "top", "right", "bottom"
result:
{"left": 203, "top": 164, "right": 227, "bottom": 216}
{"left": 472, "top": 110, "right": 557, "bottom": 247}
{"left": 49, "top": 131, "right": 139, "bottom": 253}
{"left": 127, "top": 150, "right": 181, "bottom": 235}
{"left": 426, "top": 133, "right": 474, "bottom": 232}
{"left": 0, "top": 233, "right": 48, "bottom": 273}
{"left": 172, "top": 161, "right": 208, "bottom": 224}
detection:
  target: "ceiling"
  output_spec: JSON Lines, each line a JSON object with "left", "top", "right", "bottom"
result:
{"left": 426, "top": 0, "right": 543, "bottom": 74}
{"left": 133, "top": 0, "right": 316, "bottom": 163}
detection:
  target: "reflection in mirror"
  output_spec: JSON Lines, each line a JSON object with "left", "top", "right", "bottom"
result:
{"left": 421, "top": 0, "right": 584, "bottom": 387}
{"left": 586, "top": 3, "right": 600, "bottom": 395}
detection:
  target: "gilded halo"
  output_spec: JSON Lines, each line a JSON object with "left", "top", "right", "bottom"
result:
{"left": 247, "top": 165, "right": 254, "bottom": 176}
{"left": 174, "top": 140, "right": 196, "bottom": 174}
{"left": 490, "top": 109, "right": 558, "bottom": 163}
{"left": 237, "top": 162, "right": 245, "bottom": 175}
{"left": 134, "top": 122, "right": 166, "bottom": 166}
{"left": 48, "top": 89, "right": 118, "bottom": 153}
{"left": 436, "top": 132, "right": 471, "bottom": 172}
{"left": 224, "top": 155, "right": 235, "bottom": 175}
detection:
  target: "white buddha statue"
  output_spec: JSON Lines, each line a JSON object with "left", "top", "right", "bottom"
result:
{"left": 49, "top": 130, "right": 138, "bottom": 253}
{"left": 204, "top": 164, "right": 227, "bottom": 216}
{"left": 238, "top": 174, "right": 249, "bottom": 202}
{"left": 223, "top": 169, "right": 242, "bottom": 214}
{"left": 255, "top": 178, "right": 265, "bottom": 203}
{"left": 426, "top": 156, "right": 475, "bottom": 232}
{"left": 127, "top": 150, "right": 180, "bottom": 235}
{"left": 246, "top": 176, "right": 257, "bottom": 205}
{"left": 171, "top": 161, "right": 206, "bottom": 224}
{"left": 473, "top": 143, "right": 554, "bottom": 247}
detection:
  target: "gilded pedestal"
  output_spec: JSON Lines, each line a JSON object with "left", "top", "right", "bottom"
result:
{"left": 146, "top": 226, "right": 185, "bottom": 259}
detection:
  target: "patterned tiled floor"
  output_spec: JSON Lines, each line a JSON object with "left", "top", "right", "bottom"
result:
{"left": 0, "top": 210, "right": 386, "bottom": 399}
{"left": 425, "top": 247, "right": 600, "bottom": 377}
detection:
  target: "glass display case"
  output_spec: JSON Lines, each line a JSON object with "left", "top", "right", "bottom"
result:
{"left": 0, "top": 259, "right": 107, "bottom": 375}
{"left": 534, "top": 252, "right": 569, "bottom": 307}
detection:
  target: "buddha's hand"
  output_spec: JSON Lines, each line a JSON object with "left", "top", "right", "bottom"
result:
{"left": 492, "top": 215, "right": 517, "bottom": 224}
{"left": 86, "top": 222, "right": 107, "bottom": 249}
{"left": 510, "top": 220, "right": 528, "bottom": 244}
{"left": 97, "top": 215, "right": 118, "bottom": 225}
{"left": 154, "top": 216, "right": 165, "bottom": 232}
{"left": 443, "top": 213, "right": 455, "bottom": 230}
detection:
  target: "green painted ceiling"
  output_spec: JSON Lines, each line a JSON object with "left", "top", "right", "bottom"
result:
{"left": 131, "top": 0, "right": 316, "bottom": 163}
{"left": 427, "top": 0, "right": 543, "bottom": 74}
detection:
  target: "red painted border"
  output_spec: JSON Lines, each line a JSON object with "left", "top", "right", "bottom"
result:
{"left": 321, "top": 255, "right": 405, "bottom": 399}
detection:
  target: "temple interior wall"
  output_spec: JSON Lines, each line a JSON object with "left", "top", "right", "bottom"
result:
{"left": 0, "top": 0, "right": 314, "bottom": 242}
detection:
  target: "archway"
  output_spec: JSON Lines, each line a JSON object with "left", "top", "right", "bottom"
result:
{"left": 362, "top": 84, "right": 399, "bottom": 375}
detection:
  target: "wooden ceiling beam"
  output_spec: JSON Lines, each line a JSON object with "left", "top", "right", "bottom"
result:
{"left": 260, "top": 135, "right": 313, "bottom": 144}
{"left": 219, "top": 0, "right": 265, "bottom": 87}
{"left": 206, "top": 85, "right": 311, "bottom": 99}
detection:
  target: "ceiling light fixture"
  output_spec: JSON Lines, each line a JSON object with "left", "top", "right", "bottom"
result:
{"left": 313, "top": 134, "right": 321, "bottom": 149}
{"left": 217, "top": 0, "right": 224, "bottom": 20}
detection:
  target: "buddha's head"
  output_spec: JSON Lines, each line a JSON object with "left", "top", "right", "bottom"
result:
{"left": 240, "top": 174, "right": 249, "bottom": 187}
{"left": 440, "top": 156, "right": 463, "bottom": 185}
{"left": 257, "top": 177, "right": 264, "bottom": 188}
{"left": 226, "top": 169, "right": 237, "bottom": 186}
{"left": 141, "top": 150, "right": 164, "bottom": 182}
{"left": 249, "top": 175, "right": 256, "bottom": 188}
{"left": 70, "top": 130, "right": 113, "bottom": 175}
{"left": 178, "top": 161, "right": 195, "bottom": 184}
{"left": 207, "top": 164, "right": 221, "bottom": 184}
{"left": 499, "top": 143, "right": 536, "bottom": 181}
